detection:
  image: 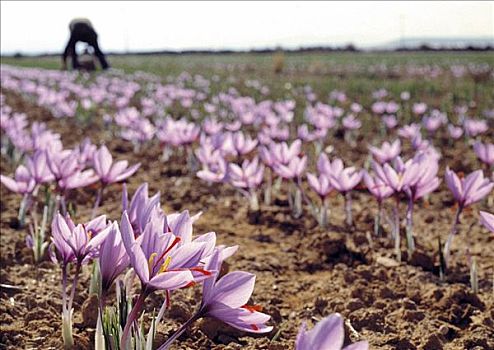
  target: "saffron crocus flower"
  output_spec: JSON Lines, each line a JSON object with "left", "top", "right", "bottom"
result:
{"left": 228, "top": 157, "right": 264, "bottom": 211}
{"left": 93, "top": 145, "right": 140, "bottom": 186}
{"left": 447, "top": 124, "right": 463, "bottom": 140}
{"left": 46, "top": 149, "right": 78, "bottom": 181}
{"left": 473, "top": 141, "right": 494, "bottom": 167}
{"left": 403, "top": 154, "right": 441, "bottom": 254}
{"left": 296, "top": 313, "right": 368, "bottom": 350}
{"left": 273, "top": 155, "right": 307, "bottom": 180}
{"left": 397, "top": 123, "right": 421, "bottom": 140}
{"left": 328, "top": 161, "right": 363, "bottom": 226}
{"left": 317, "top": 155, "right": 344, "bottom": 179}
{"left": 197, "top": 153, "right": 228, "bottom": 184}
{"left": 228, "top": 157, "right": 264, "bottom": 190}
{"left": 51, "top": 212, "right": 111, "bottom": 350}
{"left": 92, "top": 145, "right": 140, "bottom": 217}
{"left": 307, "top": 173, "right": 333, "bottom": 228}
{"left": 373, "top": 158, "right": 418, "bottom": 261}
{"left": 156, "top": 249, "right": 271, "bottom": 350}
{"left": 122, "top": 182, "right": 161, "bottom": 236}
{"left": 119, "top": 209, "right": 214, "bottom": 345}
{"left": 232, "top": 131, "right": 258, "bottom": 156}
{"left": 342, "top": 114, "right": 361, "bottom": 130}
{"left": 480, "top": 211, "right": 494, "bottom": 234}
{"left": 445, "top": 168, "right": 493, "bottom": 208}
{"left": 0, "top": 165, "right": 36, "bottom": 194}
{"left": 464, "top": 118, "right": 488, "bottom": 137}
{"left": 271, "top": 139, "right": 303, "bottom": 165}
{"left": 382, "top": 115, "right": 398, "bottom": 129}
{"left": 200, "top": 249, "right": 272, "bottom": 333}
{"left": 368, "top": 140, "right": 401, "bottom": 164}
{"left": 444, "top": 168, "right": 494, "bottom": 263}
{"left": 99, "top": 221, "right": 129, "bottom": 296}
{"left": 25, "top": 150, "right": 54, "bottom": 185}
{"left": 51, "top": 212, "right": 111, "bottom": 265}
{"left": 1, "top": 164, "right": 36, "bottom": 225}
{"left": 363, "top": 171, "right": 393, "bottom": 236}
{"left": 412, "top": 102, "right": 427, "bottom": 115}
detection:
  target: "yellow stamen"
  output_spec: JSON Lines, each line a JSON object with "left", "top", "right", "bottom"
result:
{"left": 159, "top": 256, "right": 172, "bottom": 273}
{"left": 148, "top": 252, "right": 158, "bottom": 272}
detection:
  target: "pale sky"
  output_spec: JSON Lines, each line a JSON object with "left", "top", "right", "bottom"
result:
{"left": 1, "top": 1, "right": 493, "bottom": 54}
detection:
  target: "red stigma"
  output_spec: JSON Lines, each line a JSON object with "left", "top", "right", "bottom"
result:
{"left": 190, "top": 267, "right": 213, "bottom": 276}
{"left": 155, "top": 236, "right": 181, "bottom": 266}
{"left": 184, "top": 281, "right": 197, "bottom": 288}
{"left": 241, "top": 304, "right": 263, "bottom": 313}
{"left": 251, "top": 324, "right": 259, "bottom": 331}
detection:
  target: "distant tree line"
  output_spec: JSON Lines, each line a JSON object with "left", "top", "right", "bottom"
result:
{"left": 5, "top": 43, "right": 493, "bottom": 58}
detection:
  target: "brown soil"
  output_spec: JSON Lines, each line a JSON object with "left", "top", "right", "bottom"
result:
{"left": 1, "top": 91, "right": 493, "bottom": 350}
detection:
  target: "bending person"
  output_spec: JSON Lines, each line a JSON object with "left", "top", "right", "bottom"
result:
{"left": 62, "top": 18, "right": 110, "bottom": 70}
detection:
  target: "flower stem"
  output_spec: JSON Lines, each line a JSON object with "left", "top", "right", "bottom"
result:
{"left": 374, "top": 201, "right": 382, "bottom": 236}
{"left": 344, "top": 192, "right": 353, "bottom": 227}
{"left": 443, "top": 205, "right": 463, "bottom": 266}
{"left": 92, "top": 186, "right": 104, "bottom": 219}
{"left": 320, "top": 198, "right": 328, "bottom": 228}
{"left": 120, "top": 291, "right": 149, "bottom": 349}
{"left": 67, "top": 263, "right": 82, "bottom": 313}
{"left": 394, "top": 195, "right": 401, "bottom": 262}
{"left": 156, "top": 313, "right": 200, "bottom": 350}
{"left": 406, "top": 196, "right": 415, "bottom": 256}
{"left": 264, "top": 170, "right": 272, "bottom": 206}
{"left": 249, "top": 190, "right": 260, "bottom": 212}
{"left": 62, "top": 264, "right": 68, "bottom": 313}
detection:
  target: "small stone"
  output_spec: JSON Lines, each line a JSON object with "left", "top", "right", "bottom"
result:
{"left": 376, "top": 256, "right": 399, "bottom": 267}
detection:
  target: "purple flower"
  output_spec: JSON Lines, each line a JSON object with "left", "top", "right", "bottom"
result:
{"left": 382, "top": 115, "right": 398, "bottom": 129}
{"left": 480, "top": 211, "right": 494, "bottom": 234}
{"left": 464, "top": 119, "right": 488, "bottom": 137}
{"left": 228, "top": 157, "right": 264, "bottom": 189}
{"left": 58, "top": 169, "right": 98, "bottom": 191}
{"left": 200, "top": 250, "right": 273, "bottom": 333}
{"left": 197, "top": 152, "right": 228, "bottom": 183}
{"left": 25, "top": 150, "right": 54, "bottom": 185}
{"left": 317, "top": 155, "right": 344, "bottom": 179}
{"left": 273, "top": 155, "right": 307, "bottom": 180}
{"left": 51, "top": 213, "right": 111, "bottom": 265}
{"left": 445, "top": 168, "right": 493, "bottom": 208}
{"left": 99, "top": 221, "right": 129, "bottom": 293}
{"left": 122, "top": 182, "right": 161, "bottom": 236}
{"left": 296, "top": 313, "right": 368, "bottom": 350}
{"left": 232, "top": 131, "right": 258, "bottom": 156}
{"left": 363, "top": 171, "right": 393, "bottom": 202}
{"left": 473, "top": 142, "right": 494, "bottom": 166}
{"left": 398, "top": 123, "right": 421, "bottom": 140}
{"left": 93, "top": 145, "right": 140, "bottom": 186}
{"left": 0, "top": 165, "right": 36, "bottom": 194}
{"left": 406, "top": 153, "right": 441, "bottom": 200}
{"left": 120, "top": 210, "right": 212, "bottom": 293}
{"left": 307, "top": 173, "right": 332, "bottom": 198}
{"left": 271, "top": 140, "right": 303, "bottom": 165}
{"left": 328, "top": 163, "right": 363, "bottom": 193}
{"left": 412, "top": 103, "right": 427, "bottom": 115}
{"left": 447, "top": 124, "right": 463, "bottom": 139}
{"left": 368, "top": 140, "right": 401, "bottom": 164}
{"left": 342, "top": 114, "right": 361, "bottom": 130}
{"left": 373, "top": 158, "right": 419, "bottom": 193}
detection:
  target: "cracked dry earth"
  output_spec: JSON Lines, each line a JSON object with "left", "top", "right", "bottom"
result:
{"left": 1, "top": 91, "right": 493, "bottom": 350}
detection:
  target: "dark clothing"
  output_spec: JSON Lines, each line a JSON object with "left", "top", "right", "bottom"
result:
{"left": 63, "top": 21, "right": 109, "bottom": 70}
